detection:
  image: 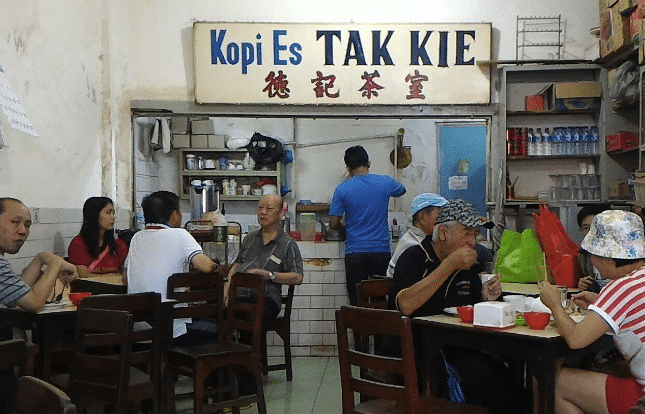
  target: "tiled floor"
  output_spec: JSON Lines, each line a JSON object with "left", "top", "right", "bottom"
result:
{"left": 174, "top": 356, "right": 343, "bottom": 414}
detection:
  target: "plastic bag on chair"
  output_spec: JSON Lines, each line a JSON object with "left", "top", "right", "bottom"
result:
{"left": 496, "top": 229, "right": 545, "bottom": 283}
{"left": 532, "top": 204, "right": 583, "bottom": 288}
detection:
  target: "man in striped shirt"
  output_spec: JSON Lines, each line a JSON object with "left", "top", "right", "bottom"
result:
{"left": 540, "top": 210, "right": 645, "bottom": 414}
{"left": 0, "top": 197, "right": 77, "bottom": 316}
{"left": 0, "top": 197, "right": 77, "bottom": 412}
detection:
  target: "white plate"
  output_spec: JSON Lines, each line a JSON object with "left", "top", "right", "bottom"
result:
{"left": 443, "top": 307, "right": 458, "bottom": 315}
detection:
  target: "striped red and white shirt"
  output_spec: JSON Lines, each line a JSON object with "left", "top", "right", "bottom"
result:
{"left": 590, "top": 267, "right": 645, "bottom": 385}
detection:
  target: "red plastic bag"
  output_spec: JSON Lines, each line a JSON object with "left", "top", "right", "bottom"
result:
{"left": 532, "top": 204, "right": 583, "bottom": 288}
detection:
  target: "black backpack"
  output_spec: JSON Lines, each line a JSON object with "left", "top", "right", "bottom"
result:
{"left": 247, "top": 133, "right": 284, "bottom": 166}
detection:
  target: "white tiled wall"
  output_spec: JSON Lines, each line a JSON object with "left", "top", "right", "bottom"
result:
{"left": 265, "top": 240, "right": 348, "bottom": 358}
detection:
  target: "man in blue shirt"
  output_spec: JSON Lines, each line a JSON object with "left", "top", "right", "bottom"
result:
{"left": 329, "top": 145, "right": 405, "bottom": 306}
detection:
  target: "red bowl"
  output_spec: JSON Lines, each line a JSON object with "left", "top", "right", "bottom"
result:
{"left": 524, "top": 312, "right": 550, "bottom": 330}
{"left": 69, "top": 292, "right": 92, "bottom": 306}
{"left": 457, "top": 306, "right": 474, "bottom": 324}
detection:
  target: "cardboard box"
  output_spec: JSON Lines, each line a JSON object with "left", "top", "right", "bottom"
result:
{"left": 171, "top": 117, "right": 188, "bottom": 134}
{"left": 606, "top": 131, "right": 639, "bottom": 152}
{"left": 554, "top": 82, "right": 602, "bottom": 111}
{"left": 172, "top": 134, "right": 190, "bottom": 148}
{"left": 640, "top": 18, "right": 645, "bottom": 63}
{"left": 601, "top": 4, "right": 633, "bottom": 57}
{"left": 619, "top": 0, "right": 635, "bottom": 13}
{"left": 190, "top": 134, "right": 209, "bottom": 148}
{"left": 525, "top": 95, "right": 545, "bottom": 112}
{"left": 208, "top": 134, "right": 228, "bottom": 149}
{"left": 630, "top": 0, "right": 644, "bottom": 39}
{"left": 191, "top": 119, "right": 214, "bottom": 135}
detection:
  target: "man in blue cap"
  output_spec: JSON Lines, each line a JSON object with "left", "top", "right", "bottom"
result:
{"left": 386, "top": 193, "right": 447, "bottom": 278}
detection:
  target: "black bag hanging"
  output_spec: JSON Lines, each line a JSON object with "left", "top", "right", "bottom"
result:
{"left": 247, "top": 133, "right": 284, "bottom": 166}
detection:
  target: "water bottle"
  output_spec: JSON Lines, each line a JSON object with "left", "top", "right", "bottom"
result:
{"left": 590, "top": 126, "right": 600, "bottom": 155}
{"left": 527, "top": 128, "right": 535, "bottom": 156}
{"left": 557, "top": 127, "right": 565, "bottom": 156}
{"left": 535, "top": 128, "right": 543, "bottom": 156}
{"left": 542, "top": 128, "right": 551, "bottom": 156}
{"left": 573, "top": 127, "right": 581, "bottom": 155}
{"left": 564, "top": 127, "right": 573, "bottom": 156}
{"left": 581, "top": 126, "right": 591, "bottom": 155}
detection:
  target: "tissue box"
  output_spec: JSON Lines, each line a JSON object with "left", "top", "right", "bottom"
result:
{"left": 473, "top": 302, "right": 515, "bottom": 328}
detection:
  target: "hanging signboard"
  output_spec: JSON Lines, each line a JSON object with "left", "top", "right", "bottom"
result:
{"left": 193, "top": 22, "right": 491, "bottom": 105}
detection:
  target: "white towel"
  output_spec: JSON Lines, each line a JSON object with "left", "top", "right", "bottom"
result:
{"left": 150, "top": 119, "right": 160, "bottom": 147}
{"left": 161, "top": 117, "right": 171, "bottom": 153}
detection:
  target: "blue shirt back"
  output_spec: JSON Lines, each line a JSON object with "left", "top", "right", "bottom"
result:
{"left": 329, "top": 173, "right": 405, "bottom": 254}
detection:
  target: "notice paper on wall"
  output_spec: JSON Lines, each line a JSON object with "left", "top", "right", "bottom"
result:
{"left": 448, "top": 176, "right": 468, "bottom": 190}
{"left": 0, "top": 64, "right": 37, "bottom": 137}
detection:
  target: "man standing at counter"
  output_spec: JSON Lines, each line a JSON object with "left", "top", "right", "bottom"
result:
{"left": 390, "top": 199, "right": 531, "bottom": 414}
{"left": 329, "top": 145, "right": 405, "bottom": 306}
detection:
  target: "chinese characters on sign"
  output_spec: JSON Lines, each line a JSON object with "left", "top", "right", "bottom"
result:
{"left": 194, "top": 23, "right": 491, "bottom": 105}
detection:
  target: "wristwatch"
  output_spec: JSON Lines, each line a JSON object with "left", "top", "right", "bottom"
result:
{"left": 267, "top": 271, "right": 276, "bottom": 281}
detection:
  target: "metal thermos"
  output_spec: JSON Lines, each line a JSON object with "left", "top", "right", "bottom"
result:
{"left": 190, "top": 185, "right": 220, "bottom": 219}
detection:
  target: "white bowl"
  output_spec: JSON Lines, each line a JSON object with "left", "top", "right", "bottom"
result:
{"left": 262, "top": 184, "right": 277, "bottom": 195}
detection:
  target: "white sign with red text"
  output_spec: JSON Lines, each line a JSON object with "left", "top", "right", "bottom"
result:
{"left": 193, "top": 22, "right": 491, "bottom": 105}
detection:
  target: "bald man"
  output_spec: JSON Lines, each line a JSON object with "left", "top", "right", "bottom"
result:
{"left": 226, "top": 194, "right": 303, "bottom": 320}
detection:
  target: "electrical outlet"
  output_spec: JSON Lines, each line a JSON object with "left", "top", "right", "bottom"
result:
{"left": 32, "top": 208, "right": 39, "bottom": 224}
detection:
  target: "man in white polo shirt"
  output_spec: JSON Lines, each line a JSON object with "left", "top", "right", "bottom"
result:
{"left": 125, "top": 191, "right": 217, "bottom": 345}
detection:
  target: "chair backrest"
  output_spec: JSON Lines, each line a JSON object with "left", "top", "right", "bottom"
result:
{"left": 224, "top": 272, "right": 267, "bottom": 352}
{"left": 357, "top": 278, "right": 393, "bottom": 310}
{"left": 78, "top": 292, "right": 162, "bottom": 379}
{"left": 70, "top": 278, "right": 127, "bottom": 295}
{"left": 167, "top": 272, "right": 225, "bottom": 342}
{"left": 281, "top": 284, "right": 295, "bottom": 318}
{"left": 0, "top": 338, "right": 34, "bottom": 376}
{"left": 336, "top": 305, "right": 421, "bottom": 414}
{"left": 68, "top": 307, "right": 133, "bottom": 414}
{"left": 14, "top": 376, "right": 76, "bottom": 414}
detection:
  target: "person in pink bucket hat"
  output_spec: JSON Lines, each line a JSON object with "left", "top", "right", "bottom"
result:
{"left": 540, "top": 210, "right": 645, "bottom": 414}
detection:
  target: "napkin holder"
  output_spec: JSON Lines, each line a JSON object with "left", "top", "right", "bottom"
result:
{"left": 473, "top": 302, "right": 515, "bottom": 328}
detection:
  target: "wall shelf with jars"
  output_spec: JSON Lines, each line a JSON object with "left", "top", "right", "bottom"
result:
{"left": 179, "top": 149, "right": 282, "bottom": 200}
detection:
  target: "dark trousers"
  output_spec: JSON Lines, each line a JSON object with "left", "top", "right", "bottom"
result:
{"left": 344, "top": 252, "right": 391, "bottom": 306}
{"left": 442, "top": 346, "right": 532, "bottom": 414}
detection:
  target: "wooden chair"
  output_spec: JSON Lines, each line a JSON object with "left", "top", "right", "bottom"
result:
{"left": 13, "top": 376, "right": 76, "bottom": 414}
{"left": 0, "top": 338, "right": 36, "bottom": 376}
{"left": 165, "top": 271, "right": 225, "bottom": 410}
{"left": 261, "top": 284, "right": 295, "bottom": 381}
{"left": 336, "top": 305, "right": 487, "bottom": 414}
{"left": 356, "top": 278, "right": 394, "bottom": 357}
{"left": 66, "top": 307, "right": 134, "bottom": 414}
{"left": 78, "top": 292, "right": 163, "bottom": 414}
{"left": 69, "top": 278, "right": 127, "bottom": 295}
{"left": 357, "top": 278, "right": 393, "bottom": 310}
{"left": 168, "top": 272, "right": 267, "bottom": 414}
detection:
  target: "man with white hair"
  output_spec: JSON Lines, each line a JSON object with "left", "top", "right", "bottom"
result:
{"left": 390, "top": 199, "right": 531, "bottom": 414}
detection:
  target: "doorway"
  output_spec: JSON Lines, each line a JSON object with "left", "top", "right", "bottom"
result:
{"left": 437, "top": 121, "right": 488, "bottom": 216}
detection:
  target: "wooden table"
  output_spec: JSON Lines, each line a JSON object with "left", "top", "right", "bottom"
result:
{"left": 413, "top": 314, "right": 612, "bottom": 414}
{"left": 0, "top": 303, "right": 77, "bottom": 381}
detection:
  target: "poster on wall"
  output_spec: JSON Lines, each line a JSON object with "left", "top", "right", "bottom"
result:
{"left": 0, "top": 64, "right": 37, "bottom": 137}
{"left": 193, "top": 22, "right": 491, "bottom": 105}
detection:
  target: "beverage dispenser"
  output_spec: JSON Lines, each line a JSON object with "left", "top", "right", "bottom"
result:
{"left": 190, "top": 184, "right": 220, "bottom": 219}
